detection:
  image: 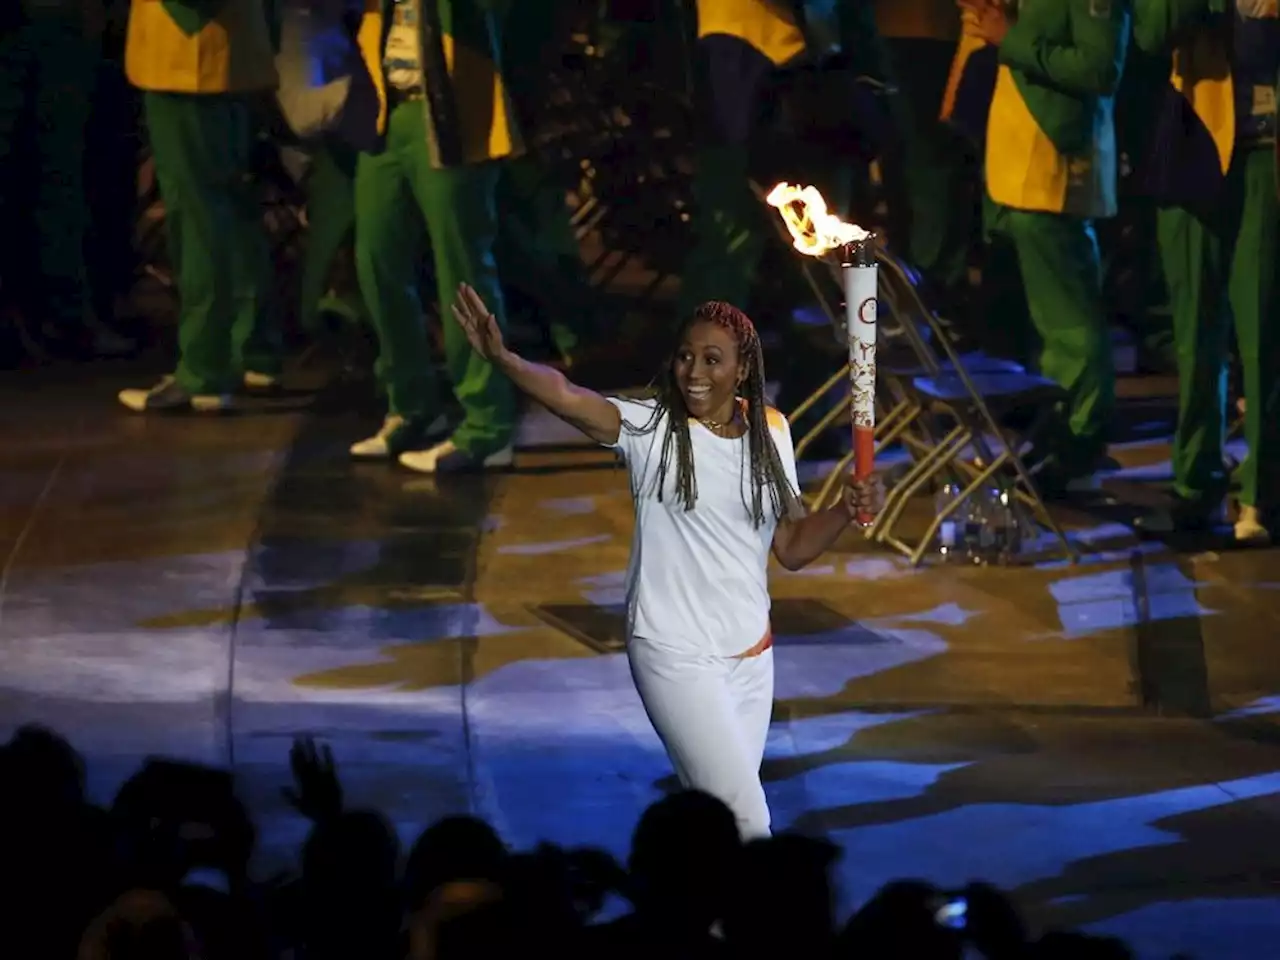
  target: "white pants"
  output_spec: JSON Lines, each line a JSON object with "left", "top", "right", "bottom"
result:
{"left": 627, "top": 639, "right": 775, "bottom": 839}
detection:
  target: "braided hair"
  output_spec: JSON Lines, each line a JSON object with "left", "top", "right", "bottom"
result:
{"left": 620, "top": 301, "right": 804, "bottom": 527}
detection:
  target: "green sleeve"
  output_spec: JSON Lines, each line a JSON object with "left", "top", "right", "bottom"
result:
{"left": 1131, "top": 0, "right": 1213, "bottom": 55}
{"left": 998, "top": 0, "right": 1128, "bottom": 98}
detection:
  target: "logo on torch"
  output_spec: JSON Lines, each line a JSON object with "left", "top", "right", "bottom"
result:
{"left": 859, "top": 297, "right": 877, "bottom": 327}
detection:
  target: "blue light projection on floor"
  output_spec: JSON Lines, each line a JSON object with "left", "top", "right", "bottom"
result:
{"left": 5, "top": 554, "right": 1280, "bottom": 960}
{"left": 1217, "top": 695, "right": 1280, "bottom": 721}
{"left": 1107, "top": 438, "right": 1250, "bottom": 483}
{"left": 775, "top": 556, "right": 922, "bottom": 580}
{"left": 1086, "top": 898, "right": 1280, "bottom": 960}
{"left": 538, "top": 496, "right": 598, "bottom": 515}
{"left": 1047, "top": 563, "right": 1215, "bottom": 638}
{"left": 498, "top": 534, "right": 612, "bottom": 556}
{"left": 249, "top": 537, "right": 386, "bottom": 589}
{"left": 816, "top": 770, "right": 1280, "bottom": 946}
{"left": 576, "top": 570, "right": 627, "bottom": 607}
{"left": 244, "top": 601, "right": 527, "bottom": 646}
{"left": 870, "top": 602, "right": 979, "bottom": 628}
{"left": 774, "top": 628, "right": 948, "bottom": 698}
{"left": 452, "top": 647, "right": 1280, "bottom": 960}
{"left": 1025, "top": 523, "right": 1170, "bottom": 571}
{"left": 1034, "top": 542, "right": 1166, "bottom": 570}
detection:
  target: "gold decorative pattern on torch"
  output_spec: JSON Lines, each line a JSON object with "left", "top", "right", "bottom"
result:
{"left": 851, "top": 392, "right": 875, "bottom": 427}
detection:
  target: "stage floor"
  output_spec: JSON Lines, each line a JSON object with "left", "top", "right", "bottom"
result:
{"left": 3, "top": 361, "right": 1280, "bottom": 960}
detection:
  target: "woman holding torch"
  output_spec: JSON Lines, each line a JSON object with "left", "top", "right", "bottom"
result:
{"left": 451, "top": 282, "right": 882, "bottom": 839}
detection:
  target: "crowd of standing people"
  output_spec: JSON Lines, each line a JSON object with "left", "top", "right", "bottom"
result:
{"left": 0, "top": 0, "right": 1275, "bottom": 525}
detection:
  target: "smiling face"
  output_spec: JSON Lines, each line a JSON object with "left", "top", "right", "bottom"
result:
{"left": 672, "top": 319, "right": 745, "bottom": 423}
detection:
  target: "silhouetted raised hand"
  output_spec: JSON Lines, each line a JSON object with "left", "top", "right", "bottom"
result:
{"left": 282, "top": 736, "right": 343, "bottom": 823}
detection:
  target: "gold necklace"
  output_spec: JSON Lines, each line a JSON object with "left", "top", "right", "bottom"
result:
{"left": 699, "top": 411, "right": 739, "bottom": 432}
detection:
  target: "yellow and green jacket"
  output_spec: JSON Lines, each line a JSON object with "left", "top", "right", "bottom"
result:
{"left": 356, "top": 0, "right": 520, "bottom": 168}
{"left": 1134, "top": 0, "right": 1279, "bottom": 204}
{"left": 941, "top": 18, "right": 999, "bottom": 143}
{"left": 694, "top": 1, "right": 890, "bottom": 75}
{"left": 696, "top": 0, "right": 808, "bottom": 66}
{"left": 124, "top": 0, "right": 277, "bottom": 94}
{"left": 984, "top": 0, "right": 1130, "bottom": 218}
{"left": 693, "top": 0, "right": 891, "bottom": 142}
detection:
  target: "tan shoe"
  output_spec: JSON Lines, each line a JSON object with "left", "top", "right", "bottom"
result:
{"left": 243, "top": 371, "right": 281, "bottom": 390}
{"left": 118, "top": 375, "right": 231, "bottom": 413}
{"left": 1234, "top": 505, "right": 1271, "bottom": 544}
{"left": 349, "top": 414, "right": 448, "bottom": 459}
{"left": 398, "top": 438, "right": 514, "bottom": 474}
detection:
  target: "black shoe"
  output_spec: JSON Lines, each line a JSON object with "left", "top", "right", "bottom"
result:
{"left": 1133, "top": 495, "right": 1223, "bottom": 535}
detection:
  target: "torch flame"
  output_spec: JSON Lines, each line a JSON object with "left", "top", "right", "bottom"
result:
{"left": 765, "top": 182, "right": 869, "bottom": 257}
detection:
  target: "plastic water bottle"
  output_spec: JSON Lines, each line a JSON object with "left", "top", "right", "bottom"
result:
{"left": 934, "top": 483, "right": 962, "bottom": 562}
{"left": 994, "top": 487, "right": 1022, "bottom": 563}
{"left": 960, "top": 493, "right": 985, "bottom": 563}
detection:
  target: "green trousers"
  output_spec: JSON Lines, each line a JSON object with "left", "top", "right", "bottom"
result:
{"left": 0, "top": 16, "right": 97, "bottom": 326}
{"left": 1157, "top": 145, "right": 1280, "bottom": 511}
{"left": 145, "top": 92, "right": 281, "bottom": 393}
{"left": 299, "top": 142, "right": 364, "bottom": 333}
{"left": 988, "top": 205, "right": 1115, "bottom": 471}
{"left": 353, "top": 101, "right": 515, "bottom": 456}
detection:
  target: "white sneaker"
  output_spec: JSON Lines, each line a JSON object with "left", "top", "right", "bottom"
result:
{"left": 1234, "top": 505, "right": 1271, "bottom": 544}
{"left": 398, "top": 438, "right": 514, "bottom": 474}
{"left": 349, "top": 414, "right": 448, "bottom": 459}
{"left": 243, "top": 370, "right": 280, "bottom": 390}
{"left": 118, "top": 375, "right": 231, "bottom": 413}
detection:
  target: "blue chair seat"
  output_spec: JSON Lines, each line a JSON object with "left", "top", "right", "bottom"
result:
{"left": 885, "top": 351, "right": 1026, "bottom": 377}
{"left": 910, "top": 371, "right": 1062, "bottom": 404}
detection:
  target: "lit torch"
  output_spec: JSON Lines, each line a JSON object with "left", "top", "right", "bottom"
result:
{"left": 765, "top": 183, "right": 878, "bottom": 525}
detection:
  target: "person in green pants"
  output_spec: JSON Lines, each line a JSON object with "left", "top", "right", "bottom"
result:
{"left": 1132, "top": 0, "right": 1279, "bottom": 543}
{"left": 680, "top": 0, "right": 894, "bottom": 319}
{"left": 297, "top": 142, "right": 366, "bottom": 336}
{"left": 348, "top": 0, "right": 519, "bottom": 472}
{"left": 117, "top": 0, "right": 282, "bottom": 412}
{"left": 962, "top": 0, "right": 1128, "bottom": 494}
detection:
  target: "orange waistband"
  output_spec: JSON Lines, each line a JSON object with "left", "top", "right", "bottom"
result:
{"left": 735, "top": 627, "right": 773, "bottom": 659}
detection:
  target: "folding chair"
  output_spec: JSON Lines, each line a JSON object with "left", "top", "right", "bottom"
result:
{"left": 751, "top": 181, "right": 1077, "bottom": 565}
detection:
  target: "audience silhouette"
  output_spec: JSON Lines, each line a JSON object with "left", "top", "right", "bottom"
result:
{"left": 0, "top": 723, "right": 1185, "bottom": 959}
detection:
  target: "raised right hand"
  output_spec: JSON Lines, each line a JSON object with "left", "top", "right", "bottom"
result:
{"left": 452, "top": 282, "right": 508, "bottom": 362}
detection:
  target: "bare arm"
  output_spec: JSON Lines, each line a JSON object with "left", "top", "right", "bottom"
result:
{"left": 493, "top": 351, "right": 622, "bottom": 446}
{"left": 771, "top": 505, "right": 853, "bottom": 572}
{"left": 451, "top": 283, "right": 621, "bottom": 446}
{"left": 771, "top": 476, "right": 885, "bottom": 572}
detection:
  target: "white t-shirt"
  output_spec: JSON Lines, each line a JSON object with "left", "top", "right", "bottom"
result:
{"left": 606, "top": 396, "right": 801, "bottom": 658}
